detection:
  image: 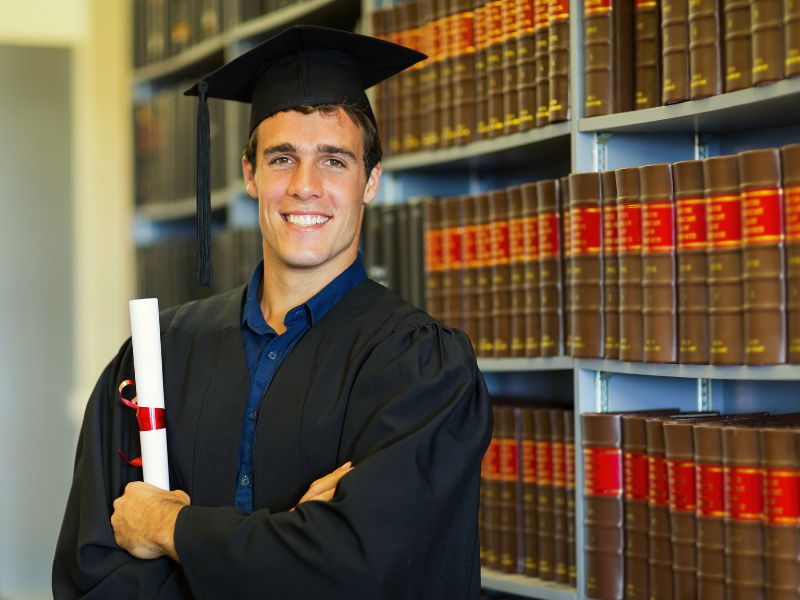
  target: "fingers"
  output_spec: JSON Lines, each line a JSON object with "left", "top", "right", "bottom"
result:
{"left": 298, "top": 461, "right": 354, "bottom": 505}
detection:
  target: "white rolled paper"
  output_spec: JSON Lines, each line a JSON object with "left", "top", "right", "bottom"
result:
{"left": 129, "top": 298, "right": 170, "bottom": 490}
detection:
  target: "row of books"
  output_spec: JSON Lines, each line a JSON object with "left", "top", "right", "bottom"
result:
{"left": 584, "top": 0, "right": 800, "bottom": 116}
{"left": 134, "top": 84, "right": 227, "bottom": 206}
{"left": 481, "top": 403, "right": 576, "bottom": 587}
{"left": 134, "top": 0, "right": 305, "bottom": 67}
{"left": 370, "top": 0, "right": 570, "bottom": 156}
{"left": 582, "top": 409, "right": 800, "bottom": 600}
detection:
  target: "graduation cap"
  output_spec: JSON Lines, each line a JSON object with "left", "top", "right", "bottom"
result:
{"left": 184, "top": 25, "right": 426, "bottom": 286}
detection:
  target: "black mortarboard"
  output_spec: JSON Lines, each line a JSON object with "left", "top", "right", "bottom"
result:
{"left": 184, "top": 25, "right": 426, "bottom": 286}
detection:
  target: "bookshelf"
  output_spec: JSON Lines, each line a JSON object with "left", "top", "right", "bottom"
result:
{"left": 132, "top": 1, "right": 800, "bottom": 599}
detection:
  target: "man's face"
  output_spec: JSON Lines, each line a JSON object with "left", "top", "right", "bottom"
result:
{"left": 242, "top": 108, "right": 381, "bottom": 278}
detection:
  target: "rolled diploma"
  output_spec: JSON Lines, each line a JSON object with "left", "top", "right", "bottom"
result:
{"left": 129, "top": 298, "right": 170, "bottom": 490}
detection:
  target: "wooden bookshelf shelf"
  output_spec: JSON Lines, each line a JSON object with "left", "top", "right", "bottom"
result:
{"left": 229, "top": 0, "right": 359, "bottom": 45}
{"left": 580, "top": 77, "right": 800, "bottom": 135}
{"left": 135, "top": 187, "right": 232, "bottom": 222}
{"left": 481, "top": 569, "right": 577, "bottom": 600}
{"left": 134, "top": 34, "right": 226, "bottom": 89}
{"left": 478, "top": 356, "right": 575, "bottom": 372}
{"left": 575, "top": 359, "right": 800, "bottom": 381}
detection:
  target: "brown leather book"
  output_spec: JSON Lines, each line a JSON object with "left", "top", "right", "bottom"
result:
{"left": 759, "top": 426, "right": 800, "bottom": 599}
{"left": 661, "top": 0, "right": 691, "bottom": 104}
{"left": 517, "top": 0, "right": 537, "bottom": 132}
{"left": 371, "top": 9, "right": 390, "bottom": 145}
{"left": 622, "top": 414, "right": 653, "bottom": 600}
{"left": 583, "top": 0, "right": 636, "bottom": 117}
{"left": 473, "top": 0, "right": 490, "bottom": 140}
{"left": 461, "top": 195, "right": 480, "bottom": 351}
{"left": 722, "top": 425, "right": 765, "bottom": 599}
{"left": 386, "top": 4, "right": 404, "bottom": 156}
{"left": 547, "top": 0, "right": 570, "bottom": 122}
{"left": 534, "top": 0, "right": 551, "bottom": 126}
{"left": 501, "top": 0, "right": 522, "bottom": 135}
{"left": 441, "top": 196, "right": 464, "bottom": 330}
{"left": 783, "top": 143, "right": 800, "bottom": 363}
{"left": 521, "top": 183, "right": 542, "bottom": 357}
{"left": 673, "top": 159, "right": 709, "bottom": 364}
{"left": 603, "top": 171, "right": 621, "bottom": 359}
{"left": 452, "top": 0, "right": 477, "bottom": 145}
{"left": 535, "top": 407, "right": 556, "bottom": 580}
{"left": 723, "top": 0, "right": 752, "bottom": 91}
{"left": 481, "top": 404, "right": 502, "bottom": 568}
{"left": 400, "top": 1, "right": 424, "bottom": 154}
{"left": 538, "top": 179, "right": 565, "bottom": 356}
{"left": 645, "top": 417, "right": 673, "bottom": 600}
{"left": 635, "top": 0, "right": 662, "bottom": 109}
{"left": 704, "top": 155, "right": 744, "bottom": 365}
{"left": 752, "top": 0, "right": 785, "bottom": 85}
{"left": 420, "top": 0, "right": 440, "bottom": 150}
{"left": 497, "top": 404, "right": 522, "bottom": 573}
{"left": 564, "top": 410, "right": 577, "bottom": 587}
{"left": 477, "top": 192, "right": 495, "bottom": 357}
{"left": 440, "top": 0, "right": 459, "bottom": 148}
{"left": 616, "top": 167, "right": 645, "bottom": 362}
{"left": 567, "top": 172, "right": 605, "bottom": 358}
{"left": 486, "top": 0, "right": 506, "bottom": 138}
{"left": 521, "top": 406, "right": 539, "bottom": 576}
{"left": 550, "top": 409, "right": 569, "bottom": 584}
{"left": 508, "top": 186, "right": 527, "bottom": 357}
{"left": 788, "top": 0, "right": 800, "bottom": 76}
{"left": 739, "top": 148, "right": 787, "bottom": 365}
{"left": 490, "top": 189, "right": 513, "bottom": 357}
{"left": 561, "top": 177, "right": 573, "bottom": 354}
{"left": 639, "top": 163, "right": 677, "bottom": 363}
{"left": 424, "top": 198, "right": 445, "bottom": 321}
{"left": 688, "top": 0, "right": 723, "bottom": 98}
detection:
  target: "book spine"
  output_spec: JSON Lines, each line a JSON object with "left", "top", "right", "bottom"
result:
{"left": 517, "top": 0, "right": 537, "bottom": 132}
{"left": 646, "top": 418, "right": 674, "bottom": 600}
{"left": 662, "top": 0, "right": 691, "bottom": 104}
{"left": 168, "top": 0, "right": 194, "bottom": 56}
{"left": 547, "top": 0, "right": 570, "bottom": 122}
{"left": 461, "top": 195, "right": 480, "bottom": 349}
{"left": 397, "top": 202, "right": 413, "bottom": 302}
{"left": 602, "top": 171, "right": 621, "bottom": 359}
{"left": 622, "top": 415, "right": 652, "bottom": 600}
{"left": 538, "top": 179, "right": 564, "bottom": 356}
{"left": 534, "top": 0, "right": 551, "bottom": 126}
{"left": 635, "top": 0, "right": 662, "bottom": 108}
{"left": 535, "top": 408, "right": 556, "bottom": 580}
{"left": 616, "top": 167, "right": 645, "bottom": 362}
{"left": 508, "top": 186, "right": 528, "bottom": 357}
{"left": 453, "top": 0, "right": 477, "bottom": 144}
{"left": 550, "top": 409, "right": 569, "bottom": 583}
{"left": 704, "top": 154, "right": 745, "bottom": 364}
{"left": 421, "top": 0, "right": 441, "bottom": 149}
{"left": 386, "top": 4, "right": 404, "bottom": 156}
{"left": 689, "top": 0, "right": 723, "bottom": 98}
{"left": 424, "top": 198, "right": 445, "bottom": 320}
{"left": 564, "top": 410, "right": 577, "bottom": 587}
{"left": 486, "top": 0, "right": 506, "bottom": 137}
{"left": 521, "top": 183, "right": 542, "bottom": 357}
{"left": 477, "top": 193, "right": 496, "bottom": 356}
{"left": 783, "top": 143, "right": 800, "bottom": 363}
{"left": 722, "top": 426, "right": 766, "bottom": 598}
{"left": 442, "top": 197, "right": 464, "bottom": 328}
{"left": 483, "top": 405, "right": 503, "bottom": 568}
{"left": 751, "top": 0, "right": 785, "bottom": 84}
{"left": 788, "top": 0, "right": 800, "bottom": 76}
{"left": 474, "top": 0, "right": 490, "bottom": 140}
{"left": 582, "top": 413, "right": 625, "bottom": 600}
{"left": 405, "top": 1, "right": 425, "bottom": 153}
{"left": 382, "top": 205, "right": 401, "bottom": 293}
{"left": 640, "top": 163, "right": 678, "bottom": 363}
{"left": 674, "top": 159, "right": 710, "bottom": 364}
{"left": 759, "top": 427, "right": 800, "bottom": 599}
{"left": 567, "top": 172, "right": 605, "bottom": 358}
{"left": 440, "top": 0, "right": 458, "bottom": 148}
{"left": 502, "top": 0, "right": 522, "bottom": 134}
{"left": 739, "top": 148, "right": 786, "bottom": 365}
{"left": 560, "top": 177, "right": 573, "bottom": 353}
{"left": 724, "top": 0, "right": 753, "bottom": 91}
{"left": 583, "top": 0, "right": 614, "bottom": 117}
{"left": 521, "top": 406, "right": 539, "bottom": 576}
{"left": 664, "top": 421, "right": 699, "bottom": 599}
{"left": 498, "top": 405, "right": 522, "bottom": 573}
{"left": 408, "top": 198, "right": 426, "bottom": 309}
{"left": 490, "top": 189, "right": 513, "bottom": 356}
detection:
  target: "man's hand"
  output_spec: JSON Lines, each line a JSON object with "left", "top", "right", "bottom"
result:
{"left": 294, "top": 461, "right": 353, "bottom": 509}
{"left": 111, "top": 482, "right": 190, "bottom": 562}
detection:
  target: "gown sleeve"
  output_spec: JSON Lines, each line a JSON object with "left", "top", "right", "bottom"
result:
{"left": 174, "top": 321, "right": 493, "bottom": 599}
{"left": 52, "top": 341, "right": 191, "bottom": 599}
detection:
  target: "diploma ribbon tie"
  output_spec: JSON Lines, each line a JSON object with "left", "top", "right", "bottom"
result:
{"left": 117, "top": 379, "right": 166, "bottom": 468}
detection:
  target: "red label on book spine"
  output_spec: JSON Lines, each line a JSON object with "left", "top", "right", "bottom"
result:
{"left": 425, "top": 230, "right": 444, "bottom": 272}
{"left": 726, "top": 467, "right": 763, "bottom": 521}
{"left": 642, "top": 201, "right": 676, "bottom": 254}
{"left": 697, "top": 464, "right": 726, "bottom": 518}
{"left": 455, "top": 12, "right": 475, "bottom": 54}
{"left": 537, "top": 440, "right": 554, "bottom": 484}
{"left": 635, "top": 0, "right": 657, "bottom": 10}
{"left": 569, "top": 206, "right": 602, "bottom": 256}
{"left": 676, "top": 197, "right": 708, "bottom": 250}
{"left": 534, "top": 0, "right": 549, "bottom": 30}
{"left": 624, "top": 450, "right": 649, "bottom": 501}
{"left": 483, "top": 439, "right": 501, "bottom": 479}
{"left": 492, "top": 220, "right": 511, "bottom": 264}
{"left": 552, "top": 441, "right": 566, "bottom": 487}
{"left": 584, "top": 0, "right": 612, "bottom": 15}
{"left": 538, "top": 212, "right": 561, "bottom": 258}
{"left": 522, "top": 439, "right": 537, "bottom": 483}
{"left": 445, "top": 227, "right": 463, "bottom": 268}
{"left": 499, "top": 437, "right": 519, "bottom": 481}
{"left": 707, "top": 194, "right": 742, "bottom": 248}
{"left": 617, "top": 203, "right": 643, "bottom": 253}
{"left": 463, "top": 225, "right": 479, "bottom": 266}
{"left": 786, "top": 186, "right": 800, "bottom": 243}
{"left": 603, "top": 203, "right": 619, "bottom": 253}
{"left": 518, "top": 0, "right": 535, "bottom": 32}
{"left": 583, "top": 447, "right": 623, "bottom": 497}
{"left": 509, "top": 217, "right": 526, "bottom": 262}
{"left": 477, "top": 223, "right": 493, "bottom": 267}
{"left": 548, "top": 0, "right": 569, "bottom": 22}
{"left": 764, "top": 468, "right": 800, "bottom": 525}
{"left": 565, "top": 442, "right": 575, "bottom": 489}
{"left": 648, "top": 455, "right": 669, "bottom": 507}
{"left": 522, "top": 215, "right": 539, "bottom": 261}
{"left": 743, "top": 187, "right": 784, "bottom": 245}
{"left": 668, "top": 459, "right": 697, "bottom": 512}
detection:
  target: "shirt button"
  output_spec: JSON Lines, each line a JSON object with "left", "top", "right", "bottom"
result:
{"left": 249, "top": 411, "right": 257, "bottom": 421}
{"left": 240, "top": 475, "right": 251, "bottom": 487}
{"left": 267, "top": 351, "right": 278, "bottom": 360}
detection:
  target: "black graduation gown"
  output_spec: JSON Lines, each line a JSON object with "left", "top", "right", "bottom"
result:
{"left": 53, "top": 279, "right": 493, "bottom": 599}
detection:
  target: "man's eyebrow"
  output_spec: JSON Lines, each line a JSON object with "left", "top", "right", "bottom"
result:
{"left": 262, "top": 143, "right": 296, "bottom": 155}
{"left": 317, "top": 144, "right": 357, "bottom": 161}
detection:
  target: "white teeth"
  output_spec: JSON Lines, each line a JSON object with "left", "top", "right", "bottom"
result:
{"left": 285, "top": 214, "right": 330, "bottom": 226}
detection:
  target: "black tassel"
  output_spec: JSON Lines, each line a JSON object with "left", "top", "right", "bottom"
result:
{"left": 196, "top": 80, "right": 212, "bottom": 286}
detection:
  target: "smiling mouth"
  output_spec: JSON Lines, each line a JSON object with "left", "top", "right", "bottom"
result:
{"left": 283, "top": 214, "right": 331, "bottom": 226}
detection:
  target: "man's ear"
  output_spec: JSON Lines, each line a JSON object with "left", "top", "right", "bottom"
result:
{"left": 242, "top": 156, "right": 258, "bottom": 199}
{"left": 363, "top": 162, "right": 382, "bottom": 206}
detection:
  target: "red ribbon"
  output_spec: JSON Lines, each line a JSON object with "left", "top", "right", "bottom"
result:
{"left": 117, "top": 379, "right": 166, "bottom": 467}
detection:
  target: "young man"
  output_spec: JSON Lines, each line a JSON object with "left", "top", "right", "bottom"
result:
{"left": 54, "top": 26, "right": 492, "bottom": 599}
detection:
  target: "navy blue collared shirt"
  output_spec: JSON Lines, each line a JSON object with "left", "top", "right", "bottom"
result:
{"left": 235, "top": 256, "right": 367, "bottom": 512}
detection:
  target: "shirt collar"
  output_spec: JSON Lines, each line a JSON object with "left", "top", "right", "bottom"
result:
{"left": 242, "top": 254, "right": 367, "bottom": 334}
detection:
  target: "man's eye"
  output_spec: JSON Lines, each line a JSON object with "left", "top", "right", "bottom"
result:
{"left": 269, "top": 156, "right": 292, "bottom": 165}
{"left": 323, "top": 158, "right": 345, "bottom": 168}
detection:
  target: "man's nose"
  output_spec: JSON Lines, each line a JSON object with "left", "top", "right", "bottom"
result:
{"left": 287, "top": 161, "right": 323, "bottom": 200}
